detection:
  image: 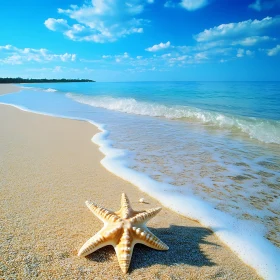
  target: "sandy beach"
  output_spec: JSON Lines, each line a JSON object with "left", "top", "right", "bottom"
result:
{"left": 0, "top": 84, "right": 20, "bottom": 95}
{"left": 0, "top": 85, "right": 261, "bottom": 279}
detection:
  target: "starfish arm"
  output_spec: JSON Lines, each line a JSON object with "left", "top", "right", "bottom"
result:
{"left": 132, "top": 227, "right": 169, "bottom": 251}
{"left": 116, "top": 193, "right": 134, "bottom": 219}
{"left": 85, "top": 200, "right": 121, "bottom": 223}
{"left": 78, "top": 225, "right": 122, "bottom": 257}
{"left": 115, "top": 228, "right": 134, "bottom": 274}
{"left": 129, "top": 207, "right": 162, "bottom": 225}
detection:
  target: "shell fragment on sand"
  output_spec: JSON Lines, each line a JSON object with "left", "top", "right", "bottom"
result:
{"left": 78, "top": 193, "right": 169, "bottom": 274}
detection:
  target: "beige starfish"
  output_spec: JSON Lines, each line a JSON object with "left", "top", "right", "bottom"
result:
{"left": 78, "top": 193, "right": 169, "bottom": 273}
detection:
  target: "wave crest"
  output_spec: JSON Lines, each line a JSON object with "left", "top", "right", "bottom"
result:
{"left": 45, "top": 88, "right": 57, "bottom": 92}
{"left": 66, "top": 94, "right": 280, "bottom": 144}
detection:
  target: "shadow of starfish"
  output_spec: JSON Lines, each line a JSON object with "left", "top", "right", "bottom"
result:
{"left": 86, "top": 225, "right": 217, "bottom": 271}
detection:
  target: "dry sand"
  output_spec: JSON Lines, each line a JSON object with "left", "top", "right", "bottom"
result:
{"left": 0, "top": 85, "right": 261, "bottom": 279}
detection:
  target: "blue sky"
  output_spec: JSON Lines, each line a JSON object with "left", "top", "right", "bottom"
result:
{"left": 0, "top": 0, "right": 280, "bottom": 81}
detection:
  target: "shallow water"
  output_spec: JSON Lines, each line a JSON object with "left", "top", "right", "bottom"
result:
{"left": 0, "top": 81, "right": 279, "bottom": 279}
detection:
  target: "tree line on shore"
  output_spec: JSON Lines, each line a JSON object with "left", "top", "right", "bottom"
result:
{"left": 0, "top": 77, "right": 95, "bottom": 83}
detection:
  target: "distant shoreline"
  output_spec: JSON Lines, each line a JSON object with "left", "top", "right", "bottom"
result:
{"left": 0, "top": 78, "right": 95, "bottom": 83}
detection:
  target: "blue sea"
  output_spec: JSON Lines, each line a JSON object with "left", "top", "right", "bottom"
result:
{"left": 0, "top": 81, "right": 279, "bottom": 279}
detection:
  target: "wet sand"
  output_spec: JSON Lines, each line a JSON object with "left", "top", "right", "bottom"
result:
{"left": 0, "top": 85, "right": 261, "bottom": 279}
{"left": 0, "top": 84, "right": 20, "bottom": 95}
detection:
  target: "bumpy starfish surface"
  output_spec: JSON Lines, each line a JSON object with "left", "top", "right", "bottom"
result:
{"left": 78, "top": 193, "right": 169, "bottom": 273}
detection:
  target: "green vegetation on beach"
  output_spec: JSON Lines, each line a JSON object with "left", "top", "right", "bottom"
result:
{"left": 0, "top": 77, "right": 95, "bottom": 83}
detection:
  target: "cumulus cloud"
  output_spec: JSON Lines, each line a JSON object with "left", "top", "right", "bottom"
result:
{"left": 0, "top": 45, "right": 76, "bottom": 65}
{"left": 147, "top": 17, "right": 280, "bottom": 66}
{"left": 231, "top": 36, "right": 272, "bottom": 46}
{"left": 195, "top": 16, "right": 280, "bottom": 42}
{"left": 249, "top": 0, "right": 280, "bottom": 11}
{"left": 114, "top": 52, "right": 130, "bottom": 62}
{"left": 44, "top": 18, "right": 69, "bottom": 32}
{"left": 80, "top": 14, "right": 280, "bottom": 72}
{"left": 44, "top": 0, "right": 153, "bottom": 43}
{"left": 0, "top": 45, "right": 13, "bottom": 51}
{"left": 267, "top": 44, "right": 280, "bottom": 56}
{"left": 65, "top": 13, "right": 280, "bottom": 73}
{"left": 164, "top": 0, "right": 209, "bottom": 10}
{"left": 145, "top": 41, "right": 171, "bottom": 52}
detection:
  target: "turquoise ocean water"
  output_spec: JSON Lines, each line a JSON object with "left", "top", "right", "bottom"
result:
{"left": 0, "top": 81, "right": 279, "bottom": 279}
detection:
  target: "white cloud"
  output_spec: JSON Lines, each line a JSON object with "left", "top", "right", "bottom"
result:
{"left": 123, "top": 52, "right": 129, "bottom": 58}
{"left": 236, "top": 49, "right": 255, "bottom": 58}
{"left": 98, "top": 52, "right": 131, "bottom": 63}
{"left": 249, "top": 0, "right": 262, "bottom": 10}
{"left": 191, "top": 35, "right": 273, "bottom": 52}
{"left": 237, "top": 48, "right": 245, "bottom": 58}
{"left": 164, "top": 0, "right": 209, "bottom": 10}
{"left": 54, "top": 66, "right": 62, "bottom": 72}
{"left": 195, "top": 16, "right": 280, "bottom": 42}
{"left": 145, "top": 41, "right": 171, "bottom": 52}
{"left": 184, "top": 16, "right": 279, "bottom": 62}
{"left": 267, "top": 44, "right": 280, "bottom": 56}
{"left": 249, "top": 0, "right": 280, "bottom": 11}
{"left": 194, "top": 52, "right": 208, "bottom": 60}
{"left": 44, "top": 18, "right": 69, "bottom": 32}
{"left": 161, "top": 53, "right": 171, "bottom": 58}
{"left": 114, "top": 52, "right": 130, "bottom": 62}
{"left": 0, "top": 45, "right": 13, "bottom": 51}
{"left": 76, "top": 16, "right": 279, "bottom": 71}
{"left": 231, "top": 36, "right": 272, "bottom": 46}
{"left": 246, "top": 50, "right": 254, "bottom": 56}
{"left": 45, "top": 0, "right": 153, "bottom": 43}
{"left": 0, "top": 45, "right": 76, "bottom": 65}
{"left": 180, "top": 0, "right": 209, "bottom": 11}
{"left": 60, "top": 53, "right": 76, "bottom": 62}
{"left": 164, "top": 1, "right": 176, "bottom": 8}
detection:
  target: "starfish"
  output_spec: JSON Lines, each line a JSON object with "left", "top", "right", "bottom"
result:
{"left": 78, "top": 193, "right": 169, "bottom": 273}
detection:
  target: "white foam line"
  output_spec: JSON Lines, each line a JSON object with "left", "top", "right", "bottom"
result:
{"left": 67, "top": 93, "right": 280, "bottom": 145}
{"left": 92, "top": 121, "right": 280, "bottom": 280}
{"left": 1, "top": 101, "right": 279, "bottom": 280}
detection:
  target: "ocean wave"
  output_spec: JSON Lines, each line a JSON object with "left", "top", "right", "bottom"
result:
{"left": 20, "top": 86, "right": 57, "bottom": 92}
{"left": 20, "top": 86, "right": 35, "bottom": 89}
{"left": 66, "top": 94, "right": 280, "bottom": 144}
{"left": 45, "top": 88, "right": 57, "bottom": 92}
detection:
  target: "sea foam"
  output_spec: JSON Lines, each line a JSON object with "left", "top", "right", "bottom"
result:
{"left": 19, "top": 86, "right": 57, "bottom": 93}
{"left": 45, "top": 88, "right": 57, "bottom": 92}
{"left": 91, "top": 120, "right": 280, "bottom": 280}
{"left": 67, "top": 94, "right": 280, "bottom": 145}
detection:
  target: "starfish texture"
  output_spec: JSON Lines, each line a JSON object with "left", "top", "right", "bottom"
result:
{"left": 78, "top": 193, "right": 169, "bottom": 273}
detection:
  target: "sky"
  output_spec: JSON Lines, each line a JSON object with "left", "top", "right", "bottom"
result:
{"left": 0, "top": 0, "right": 280, "bottom": 82}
